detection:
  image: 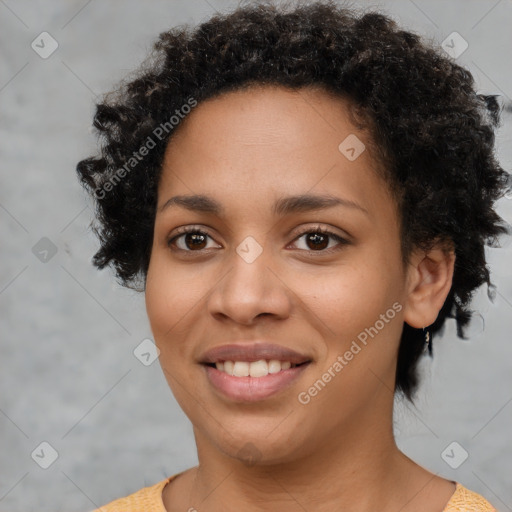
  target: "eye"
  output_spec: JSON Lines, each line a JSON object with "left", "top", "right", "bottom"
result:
{"left": 167, "top": 225, "right": 350, "bottom": 254}
{"left": 289, "top": 225, "right": 349, "bottom": 253}
{"left": 167, "top": 227, "right": 219, "bottom": 252}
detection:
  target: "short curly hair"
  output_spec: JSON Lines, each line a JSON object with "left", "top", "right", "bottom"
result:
{"left": 76, "top": 0, "right": 510, "bottom": 400}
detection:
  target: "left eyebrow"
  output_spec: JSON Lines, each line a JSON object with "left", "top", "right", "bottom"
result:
{"left": 158, "top": 193, "right": 370, "bottom": 217}
{"left": 272, "top": 193, "right": 369, "bottom": 217}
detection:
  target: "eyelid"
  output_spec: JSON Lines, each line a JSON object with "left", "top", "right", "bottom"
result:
{"left": 287, "top": 224, "right": 350, "bottom": 254}
{"left": 167, "top": 225, "right": 221, "bottom": 251}
{"left": 290, "top": 224, "right": 351, "bottom": 243}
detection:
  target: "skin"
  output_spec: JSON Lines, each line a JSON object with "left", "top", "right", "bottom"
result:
{"left": 144, "top": 85, "right": 457, "bottom": 512}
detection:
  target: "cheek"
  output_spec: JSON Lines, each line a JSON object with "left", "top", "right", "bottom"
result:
{"left": 145, "top": 257, "right": 206, "bottom": 411}
{"left": 294, "top": 270, "right": 404, "bottom": 415}
{"left": 145, "top": 254, "right": 200, "bottom": 357}
{"left": 303, "top": 262, "right": 400, "bottom": 334}
{"left": 300, "top": 254, "right": 405, "bottom": 389}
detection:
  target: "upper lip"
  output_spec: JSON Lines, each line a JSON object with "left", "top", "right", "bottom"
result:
{"left": 199, "top": 342, "right": 312, "bottom": 364}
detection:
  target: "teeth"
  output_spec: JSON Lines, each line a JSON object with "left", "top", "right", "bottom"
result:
{"left": 214, "top": 359, "right": 298, "bottom": 377}
{"left": 233, "top": 361, "right": 249, "bottom": 377}
{"left": 249, "top": 360, "right": 268, "bottom": 377}
{"left": 268, "top": 360, "right": 281, "bottom": 374}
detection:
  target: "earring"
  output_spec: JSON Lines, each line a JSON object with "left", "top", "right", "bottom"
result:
{"left": 423, "top": 327, "right": 432, "bottom": 355}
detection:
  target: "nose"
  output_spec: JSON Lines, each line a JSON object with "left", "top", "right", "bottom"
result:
{"left": 207, "top": 241, "right": 292, "bottom": 326}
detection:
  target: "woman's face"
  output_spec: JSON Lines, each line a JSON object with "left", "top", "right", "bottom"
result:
{"left": 145, "top": 85, "right": 414, "bottom": 465}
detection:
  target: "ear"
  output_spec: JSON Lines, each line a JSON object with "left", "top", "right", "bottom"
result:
{"left": 403, "top": 241, "right": 456, "bottom": 329}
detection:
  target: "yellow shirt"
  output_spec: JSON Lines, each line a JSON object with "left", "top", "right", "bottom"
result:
{"left": 92, "top": 474, "right": 497, "bottom": 512}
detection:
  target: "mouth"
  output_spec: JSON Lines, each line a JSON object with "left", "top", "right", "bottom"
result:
{"left": 199, "top": 342, "right": 313, "bottom": 401}
{"left": 199, "top": 342, "right": 311, "bottom": 366}
{"left": 202, "top": 360, "right": 311, "bottom": 403}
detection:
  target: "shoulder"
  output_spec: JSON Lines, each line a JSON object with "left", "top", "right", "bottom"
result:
{"left": 90, "top": 475, "right": 175, "bottom": 512}
{"left": 443, "top": 482, "right": 497, "bottom": 512}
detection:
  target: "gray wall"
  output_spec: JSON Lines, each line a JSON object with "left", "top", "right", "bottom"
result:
{"left": 1, "top": 1, "right": 511, "bottom": 510}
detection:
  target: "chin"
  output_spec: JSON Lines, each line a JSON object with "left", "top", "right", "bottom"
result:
{"left": 204, "top": 422, "right": 312, "bottom": 467}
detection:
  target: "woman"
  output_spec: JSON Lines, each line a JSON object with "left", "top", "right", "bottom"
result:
{"left": 77, "top": 1, "right": 509, "bottom": 510}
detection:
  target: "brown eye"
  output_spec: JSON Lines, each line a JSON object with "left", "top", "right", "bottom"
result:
{"left": 168, "top": 229, "right": 218, "bottom": 251}
{"left": 290, "top": 227, "right": 349, "bottom": 253}
{"left": 182, "top": 232, "right": 208, "bottom": 250}
{"left": 304, "top": 232, "right": 329, "bottom": 250}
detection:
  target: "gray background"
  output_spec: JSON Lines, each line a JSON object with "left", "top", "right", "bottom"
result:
{"left": 1, "top": 0, "right": 511, "bottom": 510}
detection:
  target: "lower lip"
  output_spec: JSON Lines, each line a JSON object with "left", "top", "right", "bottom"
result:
{"left": 203, "top": 363, "right": 311, "bottom": 402}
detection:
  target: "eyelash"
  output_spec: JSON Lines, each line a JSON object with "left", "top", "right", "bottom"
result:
{"left": 167, "top": 225, "right": 349, "bottom": 256}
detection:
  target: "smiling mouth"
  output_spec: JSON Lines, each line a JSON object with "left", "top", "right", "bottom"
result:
{"left": 203, "top": 359, "right": 311, "bottom": 378}
{"left": 202, "top": 358, "right": 312, "bottom": 402}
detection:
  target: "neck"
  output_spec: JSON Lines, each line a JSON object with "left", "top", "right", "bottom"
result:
{"left": 172, "top": 396, "right": 426, "bottom": 512}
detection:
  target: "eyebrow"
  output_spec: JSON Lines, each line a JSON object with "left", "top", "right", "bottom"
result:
{"left": 158, "top": 193, "right": 369, "bottom": 217}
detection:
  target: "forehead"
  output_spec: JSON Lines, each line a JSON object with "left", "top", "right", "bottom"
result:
{"left": 158, "top": 85, "right": 393, "bottom": 219}
{"left": 167, "top": 84, "right": 366, "bottom": 152}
